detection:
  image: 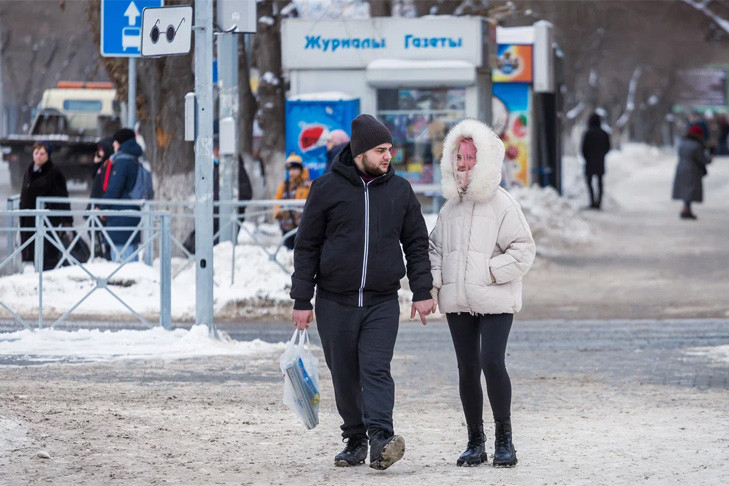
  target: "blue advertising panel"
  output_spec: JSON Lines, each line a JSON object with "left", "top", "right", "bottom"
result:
{"left": 285, "top": 97, "right": 360, "bottom": 179}
{"left": 101, "top": 0, "right": 164, "bottom": 57}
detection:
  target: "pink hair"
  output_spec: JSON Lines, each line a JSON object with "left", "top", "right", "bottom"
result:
{"left": 458, "top": 138, "right": 477, "bottom": 160}
{"left": 455, "top": 137, "right": 477, "bottom": 192}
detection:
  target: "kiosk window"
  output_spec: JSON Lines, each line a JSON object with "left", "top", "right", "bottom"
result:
{"left": 376, "top": 88, "right": 465, "bottom": 184}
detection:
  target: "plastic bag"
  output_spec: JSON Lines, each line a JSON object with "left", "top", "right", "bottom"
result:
{"left": 280, "top": 329, "right": 320, "bottom": 429}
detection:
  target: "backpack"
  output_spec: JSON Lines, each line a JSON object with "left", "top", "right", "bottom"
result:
{"left": 128, "top": 161, "right": 154, "bottom": 200}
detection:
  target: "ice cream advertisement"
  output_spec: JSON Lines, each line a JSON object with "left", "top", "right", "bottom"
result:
{"left": 492, "top": 83, "right": 531, "bottom": 186}
{"left": 492, "top": 44, "right": 533, "bottom": 83}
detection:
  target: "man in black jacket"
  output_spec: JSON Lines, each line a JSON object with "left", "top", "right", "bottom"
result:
{"left": 581, "top": 113, "right": 611, "bottom": 209}
{"left": 291, "top": 114, "right": 435, "bottom": 470}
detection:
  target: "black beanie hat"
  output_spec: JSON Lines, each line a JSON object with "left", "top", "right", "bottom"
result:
{"left": 113, "top": 128, "right": 136, "bottom": 145}
{"left": 350, "top": 114, "right": 393, "bottom": 157}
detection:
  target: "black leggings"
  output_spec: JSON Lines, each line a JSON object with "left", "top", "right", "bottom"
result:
{"left": 447, "top": 313, "right": 513, "bottom": 424}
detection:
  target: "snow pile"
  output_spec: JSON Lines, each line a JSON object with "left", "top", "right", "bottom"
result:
{"left": 511, "top": 185, "right": 594, "bottom": 256}
{"left": 0, "top": 325, "right": 285, "bottom": 363}
{"left": 686, "top": 346, "right": 729, "bottom": 365}
{"left": 0, "top": 226, "right": 295, "bottom": 322}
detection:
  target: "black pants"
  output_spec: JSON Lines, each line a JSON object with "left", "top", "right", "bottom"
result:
{"left": 315, "top": 297, "right": 400, "bottom": 439}
{"left": 585, "top": 173, "right": 603, "bottom": 208}
{"left": 447, "top": 313, "right": 513, "bottom": 424}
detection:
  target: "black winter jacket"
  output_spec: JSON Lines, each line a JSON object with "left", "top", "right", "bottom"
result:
{"left": 581, "top": 114, "right": 611, "bottom": 176}
{"left": 19, "top": 159, "right": 72, "bottom": 264}
{"left": 290, "top": 144, "right": 432, "bottom": 310}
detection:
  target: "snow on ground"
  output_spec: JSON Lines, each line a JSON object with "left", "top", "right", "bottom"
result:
{"left": 0, "top": 143, "right": 683, "bottom": 326}
{"left": 0, "top": 325, "right": 285, "bottom": 363}
{"left": 687, "top": 345, "right": 729, "bottom": 365}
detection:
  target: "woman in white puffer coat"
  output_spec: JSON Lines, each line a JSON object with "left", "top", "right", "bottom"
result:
{"left": 429, "top": 119, "right": 535, "bottom": 468}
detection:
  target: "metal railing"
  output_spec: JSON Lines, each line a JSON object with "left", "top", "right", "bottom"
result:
{"left": 0, "top": 207, "right": 172, "bottom": 330}
{"left": 35, "top": 197, "right": 305, "bottom": 280}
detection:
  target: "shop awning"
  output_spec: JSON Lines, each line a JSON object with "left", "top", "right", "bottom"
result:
{"left": 366, "top": 59, "right": 476, "bottom": 88}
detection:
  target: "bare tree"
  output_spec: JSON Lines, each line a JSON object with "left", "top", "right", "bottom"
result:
{"left": 1, "top": 0, "right": 102, "bottom": 134}
{"left": 252, "top": 1, "right": 289, "bottom": 198}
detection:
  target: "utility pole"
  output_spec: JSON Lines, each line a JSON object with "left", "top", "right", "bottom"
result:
{"left": 217, "top": 32, "right": 238, "bottom": 244}
{"left": 194, "top": 0, "right": 215, "bottom": 335}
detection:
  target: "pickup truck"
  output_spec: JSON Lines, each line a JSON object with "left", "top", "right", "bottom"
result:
{"left": 1, "top": 81, "right": 121, "bottom": 191}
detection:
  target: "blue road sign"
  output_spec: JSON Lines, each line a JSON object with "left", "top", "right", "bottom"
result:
{"left": 101, "top": 0, "right": 164, "bottom": 57}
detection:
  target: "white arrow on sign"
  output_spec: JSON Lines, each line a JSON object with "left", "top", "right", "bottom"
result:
{"left": 124, "top": 1, "right": 141, "bottom": 26}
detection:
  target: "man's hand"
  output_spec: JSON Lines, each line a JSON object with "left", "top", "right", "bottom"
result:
{"left": 292, "top": 309, "right": 313, "bottom": 330}
{"left": 411, "top": 299, "right": 435, "bottom": 325}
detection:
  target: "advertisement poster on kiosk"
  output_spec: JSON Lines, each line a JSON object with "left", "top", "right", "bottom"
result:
{"left": 285, "top": 96, "right": 360, "bottom": 179}
{"left": 492, "top": 43, "right": 533, "bottom": 186}
{"left": 492, "top": 83, "right": 531, "bottom": 186}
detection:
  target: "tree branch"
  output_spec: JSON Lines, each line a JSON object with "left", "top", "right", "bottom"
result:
{"left": 682, "top": 0, "right": 729, "bottom": 35}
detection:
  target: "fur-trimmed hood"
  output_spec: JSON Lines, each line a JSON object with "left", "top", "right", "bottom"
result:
{"left": 440, "top": 119, "right": 504, "bottom": 202}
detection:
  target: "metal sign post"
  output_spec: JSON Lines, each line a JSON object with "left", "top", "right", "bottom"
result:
{"left": 217, "top": 33, "right": 238, "bottom": 244}
{"left": 194, "top": 0, "right": 216, "bottom": 336}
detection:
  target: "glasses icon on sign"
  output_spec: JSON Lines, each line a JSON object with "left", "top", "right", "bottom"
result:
{"left": 150, "top": 18, "right": 185, "bottom": 44}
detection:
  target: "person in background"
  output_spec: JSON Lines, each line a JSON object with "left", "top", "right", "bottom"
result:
{"left": 87, "top": 136, "right": 115, "bottom": 259}
{"left": 689, "top": 111, "right": 709, "bottom": 143}
{"left": 429, "top": 119, "right": 535, "bottom": 468}
{"left": 706, "top": 111, "right": 721, "bottom": 155}
{"left": 90, "top": 137, "right": 114, "bottom": 200}
{"left": 672, "top": 124, "right": 711, "bottom": 220}
{"left": 273, "top": 153, "right": 310, "bottom": 250}
{"left": 102, "top": 128, "right": 143, "bottom": 262}
{"left": 290, "top": 114, "right": 434, "bottom": 471}
{"left": 325, "top": 129, "right": 350, "bottom": 173}
{"left": 717, "top": 115, "right": 729, "bottom": 155}
{"left": 581, "top": 113, "right": 611, "bottom": 210}
{"left": 19, "top": 141, "right": 72, "bottom": 270}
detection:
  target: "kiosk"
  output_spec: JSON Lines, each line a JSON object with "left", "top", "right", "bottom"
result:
{"left": 492, "top": 21, "right": 563, "bottom": 191}
{"left": 282, "top": 16, "right": 494, "bottom": 185}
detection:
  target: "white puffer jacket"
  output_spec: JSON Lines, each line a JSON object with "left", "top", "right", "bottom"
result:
{"left": 429, "top": 119, "right": 536, "bottom": 314}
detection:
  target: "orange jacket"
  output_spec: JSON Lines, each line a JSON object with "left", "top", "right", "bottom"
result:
{"left": 274, "top": 174, "right": 311, "bottom": 230}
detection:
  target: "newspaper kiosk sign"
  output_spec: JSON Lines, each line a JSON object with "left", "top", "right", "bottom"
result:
{"left": 101, "top": 0, "right": 164, "bottom": 57}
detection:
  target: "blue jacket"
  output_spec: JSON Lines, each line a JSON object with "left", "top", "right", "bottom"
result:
{"left": 103, "top": 139, "right": 143, "bottom": 245}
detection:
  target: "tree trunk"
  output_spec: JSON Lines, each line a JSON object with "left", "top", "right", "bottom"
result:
{"left": 252, "top": 1, "right": 286, "bottom": 199}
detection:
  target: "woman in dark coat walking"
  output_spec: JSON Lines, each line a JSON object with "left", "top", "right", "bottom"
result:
{"left": 581, "top": 113, "right": 611, "bottom": 209}
{"left": 19, "top": 141, "right": 72, "bottom": 270}
{"left": 672, "top": 125, "right": 711, "bottom": 220}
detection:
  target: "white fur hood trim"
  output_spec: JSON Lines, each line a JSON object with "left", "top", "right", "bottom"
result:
{"left": 440, "top": 119, "right": 504, "bottom": 202}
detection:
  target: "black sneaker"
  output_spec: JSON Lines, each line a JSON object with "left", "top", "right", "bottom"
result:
{"left": 334, "top": 435, "right": 368, "bottom": 467}
{"left": 369, "top": 434, "right": 405, "bottom": 470}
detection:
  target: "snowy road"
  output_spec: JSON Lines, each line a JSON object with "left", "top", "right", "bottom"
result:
{"left": 0, "top": 318, "right": 728, "bottom": 484}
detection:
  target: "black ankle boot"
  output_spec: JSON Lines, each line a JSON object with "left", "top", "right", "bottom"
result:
{"left": 369, "top": 430, "right": 405, "bottom": 470}
{"left": 456, "top": 423, "right": 487, "bottom": 466}
{"left": 493, "top": 418, "right": 518, "bottom": 467}
{"left": 334, "top": 435, "right": 368, "bottom": 467}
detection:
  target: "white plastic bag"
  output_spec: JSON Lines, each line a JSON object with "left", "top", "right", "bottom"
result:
{"left": 280, "top": 329, "right": 320, "bottom": 429}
